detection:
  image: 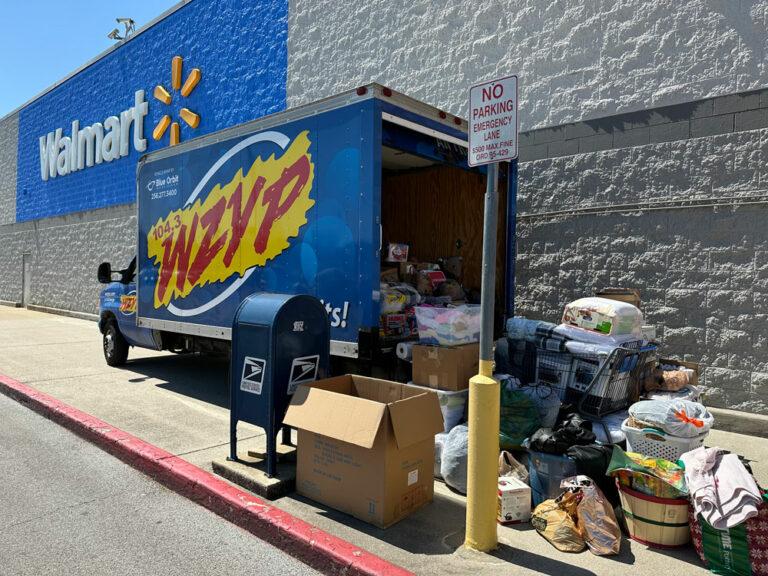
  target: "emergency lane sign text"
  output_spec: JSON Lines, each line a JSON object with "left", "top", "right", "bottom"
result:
{"left": 468, "top": 75, "right": 518, "bottom": 166}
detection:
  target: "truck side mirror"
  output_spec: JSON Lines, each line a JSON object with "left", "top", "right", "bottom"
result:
{"left": 97, "top": 262, "right": 112, "bottom": 284}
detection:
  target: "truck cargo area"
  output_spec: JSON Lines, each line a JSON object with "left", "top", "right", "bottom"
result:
{"left": 379, "top": 144, "right": 510, "bottom": 352}
{"left": 381, "top": 147, "right": 508, "bottom": 301}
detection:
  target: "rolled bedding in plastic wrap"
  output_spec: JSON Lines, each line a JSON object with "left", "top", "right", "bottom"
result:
{"left": 554, "top": 323, "right": 644, "bottom": 347}
{"left": 629, "top": 399, "right": 713, "bottom": 437}
{"left": 506, "top": 317, "right": 644, "bottom": 349}
{"left": 506, "top": 317, "right": 569, "bottom": 351}
{"left": 506, "top": 317, "right": 556, "bottom": 341}
{"left": 564, "top": 340, "right": 615, "bottom": 360}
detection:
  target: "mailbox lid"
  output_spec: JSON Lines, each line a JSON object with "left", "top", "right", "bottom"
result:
{"left": 234, "top": 292, "right": 315, "bottom": 327}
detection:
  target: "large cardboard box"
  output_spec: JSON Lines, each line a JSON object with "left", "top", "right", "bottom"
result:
{"left": 595, "top": 287, "right": 641, "bottom": 309}
{"left": 412, "top": 343, "right": 479, "bottom": 391}
{"left": 283, "top": 375, "right": 444, "bottom": 528}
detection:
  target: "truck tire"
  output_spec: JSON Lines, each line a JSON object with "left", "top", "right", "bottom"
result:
{"left": 103, "top": 321, "right": 129, "bottom": 367}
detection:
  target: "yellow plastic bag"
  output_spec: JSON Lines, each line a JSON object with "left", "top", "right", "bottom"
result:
{"left": 531, "top": 495, "right": 586, "bottom": 553}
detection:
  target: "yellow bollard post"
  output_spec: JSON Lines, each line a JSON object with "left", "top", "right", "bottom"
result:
{"left": 464, "top": 162, "right": 500, "bottom": 552}
{"left": 465, "top": 362, "right": 500, "bottom": 550}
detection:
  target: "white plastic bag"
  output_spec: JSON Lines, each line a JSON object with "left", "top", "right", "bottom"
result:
{"left": 555, "top": 323, "right": 643, "bottom": 347}
{"left": 441, "top": 424, "right": 468, "bottom": 494}
{"left": 434, "top": 432, "right": 448, "bottom": 479}
{"left": 629, "top": 399, "right": 713, "bottom": 438}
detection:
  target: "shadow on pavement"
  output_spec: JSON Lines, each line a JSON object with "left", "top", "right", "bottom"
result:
{"left": 290, "top": 491, "right": 468, "bottom": 555}
{"left": 126, "top": 353, "right": 230, "bottom": 408}
{"left": 633, "top": 541, "right": 704, "bottom": 568}
{"left": 487, "top": 544, "right": 599, "bottom": 575}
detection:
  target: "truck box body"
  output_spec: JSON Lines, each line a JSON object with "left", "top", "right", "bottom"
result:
{"left": 133, "top": 84, "right": 516, "bottom": 359}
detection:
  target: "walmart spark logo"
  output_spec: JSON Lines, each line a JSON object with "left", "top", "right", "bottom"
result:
{"left": 152, "top": 56, "right": 201, "bottom": 146}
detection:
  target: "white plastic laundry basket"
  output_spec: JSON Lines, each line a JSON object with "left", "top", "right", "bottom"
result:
{"left": 622, "top": 419, "right": 708, "bottom": 461}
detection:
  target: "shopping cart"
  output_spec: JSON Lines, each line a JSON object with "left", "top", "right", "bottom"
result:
{"left": 534, "top": 341, "right": 658, "bottom": 418}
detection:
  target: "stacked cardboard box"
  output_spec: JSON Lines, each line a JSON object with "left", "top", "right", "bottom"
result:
{"left": 411, "top": 343, "right": 478, "bottom": 391}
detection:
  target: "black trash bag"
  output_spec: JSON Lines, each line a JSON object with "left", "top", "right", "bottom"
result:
{"left": 529, "top": 414, "right": 597, "bottom": 455}
{"left": 566, "top": 444, "right": 620, "bottom": 507}
{"left": 557, "top": 411, "right": 593, "bottom": 431}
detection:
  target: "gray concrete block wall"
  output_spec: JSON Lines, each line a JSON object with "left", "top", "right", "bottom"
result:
{"left": 0, "top": 113, "right": 18, "bottom": 225}
{"left": 288, "top": 0, "right": 768, "bottom": 130}
{"left": 516, "top": 127, "right": 768, "bottom": 414}
{"left": 519, "top": 88, "right": 768, "bottom": 161}
{"left": 0, "top": 206, "right": 135, "bottom": 313}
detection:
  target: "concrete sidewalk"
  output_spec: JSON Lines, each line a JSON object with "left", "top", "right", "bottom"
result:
{"left": 2, "top": 307, "right": 765, "bottom": 575}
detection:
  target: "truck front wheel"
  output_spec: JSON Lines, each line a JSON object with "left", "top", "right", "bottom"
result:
{"left": 103, "top": 321, "right": 129, "bottom": 367}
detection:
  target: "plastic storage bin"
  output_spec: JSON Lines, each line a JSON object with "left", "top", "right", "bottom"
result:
{"left": 527, "top": 450, "right": 578, "bottom": 506}
{"left": 414, "top": 305, "right": 481, "bottom": 346}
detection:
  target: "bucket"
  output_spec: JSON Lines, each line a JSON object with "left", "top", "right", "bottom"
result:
{"left": 618, "top": 483, "right": 690, "bottom": 548}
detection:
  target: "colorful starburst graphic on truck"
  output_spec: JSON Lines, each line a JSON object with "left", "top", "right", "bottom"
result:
{"left": 152, "top": 56, "right": 201, "bottom": 146}
{"left": 146, "top": 131, "right": 315, "bottom": 308}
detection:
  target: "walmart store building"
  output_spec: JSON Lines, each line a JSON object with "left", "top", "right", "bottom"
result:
{"left": 3, "top": 0, "right": 768, "bottom": 414}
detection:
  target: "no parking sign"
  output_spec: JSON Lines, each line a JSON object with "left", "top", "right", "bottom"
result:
{"left": 468, "top": 75, "right": 518, "bottom": 166}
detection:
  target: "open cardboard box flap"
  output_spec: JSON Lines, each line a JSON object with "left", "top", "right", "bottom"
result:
{"left": 284, "top": 382, "right": 386, "bottom": 449}
{"left": 284, "top": 375, "right": 443, "bottom": 450}
{"left": 388, "top": 390, "right": 444, "bottom": 449}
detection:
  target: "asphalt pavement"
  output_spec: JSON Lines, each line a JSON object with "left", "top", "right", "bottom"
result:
{"left": 0, "top": 392, "right": 319, "bottom": 576}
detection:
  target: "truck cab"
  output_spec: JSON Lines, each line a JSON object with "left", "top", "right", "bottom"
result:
{"left": 97, "top": 258, "right": 158, "bottom": 365}
{"left": 98, "top": 258, "right": 231, "bottom": 366}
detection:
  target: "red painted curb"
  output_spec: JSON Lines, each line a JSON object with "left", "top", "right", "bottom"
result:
{"left": 0, "top": 374, "right": 414, "bottom": 576}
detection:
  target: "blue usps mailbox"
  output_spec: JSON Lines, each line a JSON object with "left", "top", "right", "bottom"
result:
{"left": 229, "top": 293, "right": 330, "bottom": 477}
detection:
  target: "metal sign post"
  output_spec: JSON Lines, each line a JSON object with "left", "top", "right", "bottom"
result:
{"left": 465, "top": 75, "right": 518, "bottom": 552}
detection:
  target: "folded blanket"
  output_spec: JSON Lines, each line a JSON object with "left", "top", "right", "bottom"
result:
{"left": 681, "top": 447, "right": 762, "bottom": 530}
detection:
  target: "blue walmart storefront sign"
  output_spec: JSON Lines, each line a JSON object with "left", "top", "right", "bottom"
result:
{"left": 16, "top": 0, "right": 287, "bottom": 222}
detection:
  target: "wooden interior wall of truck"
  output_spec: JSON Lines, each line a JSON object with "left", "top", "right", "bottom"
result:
{"left": 381, "top": 163, "right": 508, "bottom": 308}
